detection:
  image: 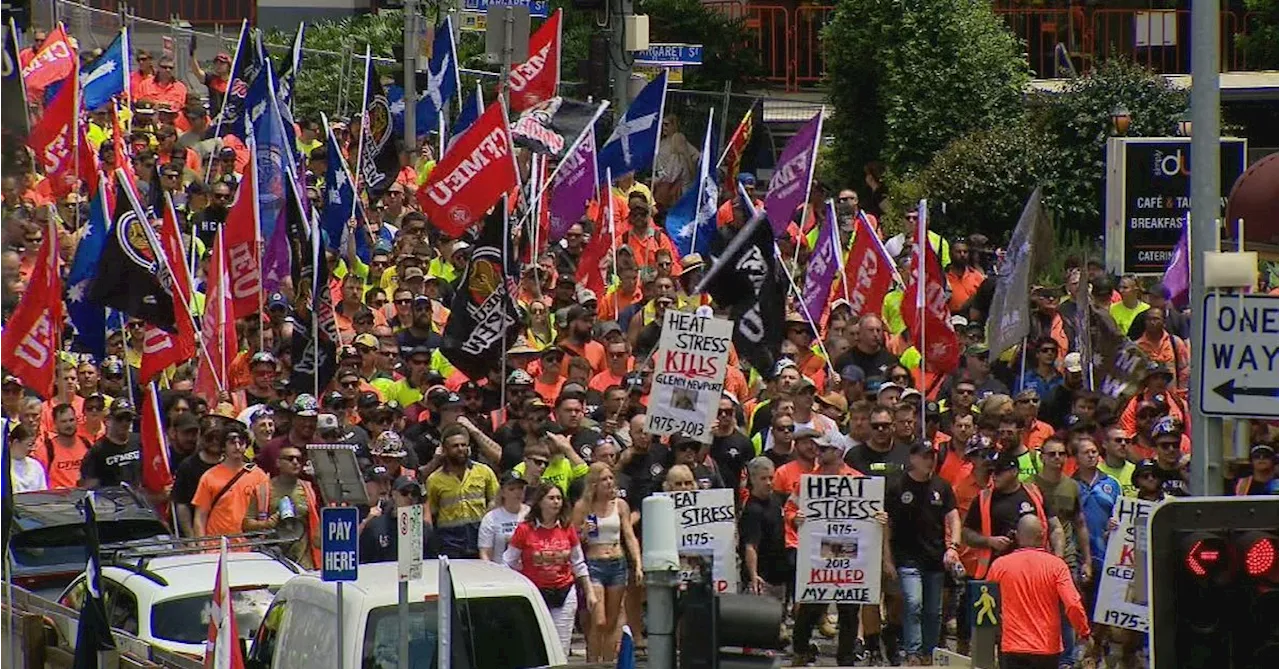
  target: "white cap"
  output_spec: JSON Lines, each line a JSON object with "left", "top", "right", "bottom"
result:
{"left": 1064, "top": 351, "right": 1084, "bottom": 373}
{"left": 950, "top": 314, "right": 969, "bottom": 328}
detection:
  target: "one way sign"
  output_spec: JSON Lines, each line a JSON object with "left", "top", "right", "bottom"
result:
{"left": 1199, "top": 293, "right": 1280, "bottom": 419}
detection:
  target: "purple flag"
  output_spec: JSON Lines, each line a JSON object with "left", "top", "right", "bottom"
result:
{"left": 801, "top": 200, "right": 839, "bottom": 324}
{"left": 548, "top": 128, "right": 598, "bottom": 243}
{"left": 260, "top": 199, "right": 292, "bottom": 295}
{"left": 1165, "top": 214, "right": 1190, "bottom": 308}
{"left": 763, "top": 113, "right": 822, "bottom": 237}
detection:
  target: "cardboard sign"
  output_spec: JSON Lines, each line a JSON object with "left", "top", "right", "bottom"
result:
{"left": 645, "top": 311, "right": 732, "bottom": 443}
{"left": 795, "top": 475, "right": 885, "bottom": 604}
{"left": 1094, "top": 497, "right": 1157, "bottom": 632}
{"left": 661, "top": 488, "right": 738, "bottom": 593}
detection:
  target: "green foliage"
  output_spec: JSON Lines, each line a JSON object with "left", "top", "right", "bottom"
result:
{"left": 822, "top": 0, "right": 1029, "bottom": 186}
{"left": 1237, "top": 0, "right": 1278, "bottom": 70}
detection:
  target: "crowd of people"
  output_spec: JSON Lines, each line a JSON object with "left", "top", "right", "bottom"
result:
{"left": 5, "top": 32, "right": 1280, "bottom": 669}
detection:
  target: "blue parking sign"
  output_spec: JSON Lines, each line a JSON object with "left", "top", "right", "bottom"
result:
{"left": 321, "top": 507, "right": 360, "bottom": 582}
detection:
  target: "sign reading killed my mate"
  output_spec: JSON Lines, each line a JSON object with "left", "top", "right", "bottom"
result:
{"left": 795, "top": 474, "right": 885, "bottom": 604}
{"left": 645, "top": 311, "right": 732, "bottom": 443}
{"left": 1199, "top": 293, "right": 1280, "bottom": 419}
{"left": 321, "top": 506, "right": 360, "bottom": 582}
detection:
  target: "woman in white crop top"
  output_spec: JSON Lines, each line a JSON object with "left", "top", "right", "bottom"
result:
{"left": 571, "top": 462, "right": 641, "bottom": 663}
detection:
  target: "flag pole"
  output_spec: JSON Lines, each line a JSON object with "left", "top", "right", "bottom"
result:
{"left": 204, "top": 20, "right": 249, "bottom": 183}
{"left": 689, "top": 107, "right": 714, "bottom": 257}
{"left": 500, "top": 195, "right": 510, "bottom": 414}
{"left": 352, "top": 45, "right": 372, "bottom": 198}
{"left": 604, "top": 168, "right": 617, "bottom": 315}
{"left": 774, "top": 243, "right": 837, "bottom": 379}
{"left": 515, "top": 101, "right": 610, "bottom": 232}
{"left": 916, "top": 200, "right": 927, "bottom": 427}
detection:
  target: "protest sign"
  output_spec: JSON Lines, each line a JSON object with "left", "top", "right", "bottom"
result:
{"left": 660, "top": 488, "right": 738, "bottom": 593}
{"left": 795, "top": 474, "right": 885, "bottom": 604}
{"left": 645, "top": 310, "right": 732, "bottom": 443}
{"left": 1095, "top": 496, "right": 1156, "bottom": 632}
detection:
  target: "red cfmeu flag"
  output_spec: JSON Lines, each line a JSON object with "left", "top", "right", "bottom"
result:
{"left": 575, "top": 182, "right": 613, "bottom": 296}
{"left": 140, "top": 382, "right": 173, "bottom": 495}
{"left": 195, "top": 231, "right": 238, "bottom": 406}
{"left": 222, "top": 148, "right": 261, "bottom": 320}
{"left": 139, "top": 195, "right": 198, "bottom": 383}
{"left": 839, "top": 213, "right": 895, "bottom": 320}
{"left": 1, "top": 218, "right": 63, "bottom": 398}
{"left": 26, "top": 70, "right": 99, "bottom": 199}
{"left": 205, "top": 538, "right": 246, "bottom": 669}
{"left": 21, "top": 24, "right": 76, "bottom": 95}
{"left": 721, "top": 107, "right": 754, "bottom": 193}
{"left": 902, "top": 233, "right": 961, "bottom": 376}
{"left": 508, "top": 9, "right": 561, "bottom": 113}
{"left": 418, "top": 100, "right": 519, "bottom": 237}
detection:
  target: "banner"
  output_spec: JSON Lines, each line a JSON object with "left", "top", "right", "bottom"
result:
{"left": 720, "top": 106, "right": 754, "bottom": 193}
{"left": 763, "top": 113, "right": 821, "bottom": 237}
{"left": 418, "top": 100, "right": 518, "bottom": 237}
{"left": 841, "top": 212, "right": 895, "bottom": 320}
{"left": 20, "top": 24, "right": 75, "bottom": 94}
{"left": 80, "top": 28, "right": 128, "bottom": 111}
{"left": 2, "top": 20, "right": 30, "bottom": 143}
{"left": 795, "top": 474, "right": 885, "bottom": 604}
{"left": 91, "top": 179, "right": 177, "bottom": 330}
{"left": 701, "top": 207, "right": 785, "bottom": 377}
{"left": 596, "top": 70, "right": 666, "bottom": 181}
{"left": 547, "top": 127, "right": 597, "bottom": 242}
{"left": 1, "top": 219, "right": 62, "bottom": 398}
{"left": 660, "top": 489, "right": 738, "bottom": 593}
{"left": 358, "top": 46, "right": 402, "bottom": 195}
{"left": 440, "top": 199, "right": 522, "bottom": 379}
{"left": 645, "top": 310, "right": 732, "bottom": 443}
{"left": 664, "top": 108, "right": 717, "bottom": 259}
{"left": 800, "top": 200, "right": 840, "bottom": 323}
{"left": 986, "top": 187, "right": 1054, "bottom": 360}
{"left": 508, "top": 9, "right": 561, "bottom": 113}
{"left": 223, "top": 135, "right": 262, "bottom": 319}
{"left": 1094, "top": 497, "right": 1157, "bottom": 632}
{"left": 511, "top": 97, "right": 604, "bottom": 160}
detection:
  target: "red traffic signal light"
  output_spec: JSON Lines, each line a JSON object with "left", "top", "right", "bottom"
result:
{"left": 1184, "top": 534, "right": 1229, "bottom": 578}
{"left": 1239, "top": 532, "right": 1278, "bottom": 581}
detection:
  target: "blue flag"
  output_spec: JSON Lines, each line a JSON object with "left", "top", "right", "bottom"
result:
{"left": 273, "top": 26, "right": 305, "bottom": 161}
{"left": 67, "top": 177, "right": 110, "bottom": 359}
{"left": 447, "top": 82, "right": 484, "bottom": 153}
{"left": 80, "top": 28, "right": 129, "bottom": 111}
{"left": 388, "top": 18, "right": 460, "bottom": 141}
{"left": 319, "top": 113, "right": 364, "bottom": 258}
{"left": 211, "top": 20, "right": 256, "bottom": 139}
{"left": 597, "top": 70, "right": 667, "bottom": 182}
{"left": 664, "top": 109, "right": 718, "bottom": 258}
{"left": 245, "top": 61, "right": 292, "bottom": 251}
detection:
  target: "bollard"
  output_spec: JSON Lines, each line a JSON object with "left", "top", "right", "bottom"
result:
{"left": 642, "top": 495, "right": 680, "bottom": 669}
{"left": 967, "top": 580, "right": 1000, "bottom": 669}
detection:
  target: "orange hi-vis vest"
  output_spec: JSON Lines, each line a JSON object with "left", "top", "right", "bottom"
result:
{"left": 972, "top": 484, "right": 1049, "bottom": 579}
{"left": 255, "top": 479, "right": 322, "bottom": 567}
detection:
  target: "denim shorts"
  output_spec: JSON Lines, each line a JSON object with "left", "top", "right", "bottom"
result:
{"left": 587, "top": 556, "right": 629, "bottom": 588}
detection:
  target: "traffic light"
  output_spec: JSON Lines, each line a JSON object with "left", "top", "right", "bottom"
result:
{"left": 1150, "top": 497, "right": 1278, "bottom": 669}
{"left": 679, "top": 562, "right": 783, "bottom": 669}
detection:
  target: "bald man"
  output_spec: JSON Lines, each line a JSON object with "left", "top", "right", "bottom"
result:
{"left": 986, "top": 515, "right": 1091, "bottom": 669}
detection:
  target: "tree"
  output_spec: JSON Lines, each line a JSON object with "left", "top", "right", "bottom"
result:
{"left": 822, "top": 0, "right": 1029, "bottom": 189}
{"left": 1236, "top": 0, "right": 1278, "bottom": 71}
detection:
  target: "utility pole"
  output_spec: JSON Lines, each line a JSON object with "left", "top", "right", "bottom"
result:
{"left": 499, "top": 5, "right": 514, "bottom": 108}
{"left": 403, "top": 0, "right": 418, "bottom": 151}
{"left": 1188, "top": 0, "right": 1221, "bottom": 496}
{"left": 609, "top": 0, "right": 633, "bottom": 116}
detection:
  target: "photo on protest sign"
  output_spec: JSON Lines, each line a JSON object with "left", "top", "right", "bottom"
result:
{"left": 795, "top": 474, "right": 885, "bottom": 604}
{"left": 645, "top": 311, "right": 732, "bottom": 443}
{"left": 1094, "top": 497, "right": 1157, "bottom": 632}
{"left": 659, "top": 488, "right": 738, "bottom": 593}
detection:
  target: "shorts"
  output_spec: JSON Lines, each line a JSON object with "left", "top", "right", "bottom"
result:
{"left": 588, "top": 556, "right": 629, "bottom": 588}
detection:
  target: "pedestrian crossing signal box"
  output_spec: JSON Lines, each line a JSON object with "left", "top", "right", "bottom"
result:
{"left": 1149, "top": 497, "right": 1278, "bottom": 669}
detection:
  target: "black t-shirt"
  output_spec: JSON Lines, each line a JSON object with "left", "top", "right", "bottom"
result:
{"left": 81, "top": 435, "right": 143, "bottom": 488}
{"left": 1154, "top": 464, "right": 1191, "bottom": 497}
{"left": 739, "top": 493, "right": 788, "bottom": 585}
{"left": 616, "top": 447, "right": 666, "bottom": 509}
{"left": 764, "top": 447, "right": 794, "bottom": 470}
{"left": 397, "top": 328, "right": 443, "bottom": 358}
{"left": 963, "top": 484, "right": 1058, "bottom": 562}
{"left": 172, "top": 453, "right": 219, "bottom": 507}
{"left": 569, "top": 427, "right": 604, "bottom": 462}
{"left": 493, "top": 423, "right": 528, "bottom": 472}
{"left": 845, "top": 442, "right": 910, "bottom": 480}
{"left": 689, "top": 462, "right": 725, "bottom": 490}
{"left": 834, "top": 347, "right": 899, "bottom": 381}
{"left": 886, "top": 474, "right": 956, "bottom": 569}
{"left": 711, "top": 431, "right": 753, "bottom": 500}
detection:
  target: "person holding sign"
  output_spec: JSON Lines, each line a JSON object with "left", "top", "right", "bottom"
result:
{"left": 571, "top": 463, "right": 641, "bottom": 663}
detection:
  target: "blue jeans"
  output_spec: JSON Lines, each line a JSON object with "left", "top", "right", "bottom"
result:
{"left": 897, "top": 566, "right": 945, "bottom": 657}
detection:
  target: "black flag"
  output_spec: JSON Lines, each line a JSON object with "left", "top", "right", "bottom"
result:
{"left": 2, "top": 20, "right": 30, "bottom": 169}
{"left": 72, "top": 491, "right": 117, "bottom": 669}
{"left": 511, "top": 97, "right": 604, "bottom": 160}
{"left": 358, "top": 53, "right": 401, "bottom": 196}
{"left": 441, "top": 198, "right": 522, "bottom": 379}
{"left": 208, "top": 21, "right": 261, "bottom": 139}
{"left": 701, "top": 212, "right": 785, "bottom": 378}
{"left": 89, "top": 180, "right": 176, "bottom": 330}
{"left": 286, "top": 173, "right": 339, "bottom": 393}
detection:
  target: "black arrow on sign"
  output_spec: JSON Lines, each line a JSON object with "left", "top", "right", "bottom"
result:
{"left": 1212, "top": 379, "right": 1280, "bottom": 403}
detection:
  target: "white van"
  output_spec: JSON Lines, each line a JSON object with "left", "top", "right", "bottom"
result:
{"left": 245, "top": 560, "right": 569, "bottom": 669}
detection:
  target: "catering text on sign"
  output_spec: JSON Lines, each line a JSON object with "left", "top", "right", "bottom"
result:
{"left": 795, "top": 474, "right": 885, "bottom": 604}
{"left": 645, "top": 311, "right": 732, "bottom": 443}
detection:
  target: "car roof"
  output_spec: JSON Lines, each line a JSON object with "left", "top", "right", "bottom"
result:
{"left": 104, "top": 552, "right": 300, "bottom": 600}
{"left": 282, "top": 560, "right": 537, "bottom": 609}
{"left": 13, "top": 486, "right": 159, "bottom": 531}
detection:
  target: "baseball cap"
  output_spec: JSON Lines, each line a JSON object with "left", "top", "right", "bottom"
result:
{"left": 393, "top": 476, "right": 422, "bottom": 497}
{"left": 966, "top": 343, "right": 990, "bottom": 357}
{"left": 317, "top": 413, "right": 341, "bottom": 432}
{"left": 737, "top": 172, "right": 757, "bottom": 186}
{"left": 323, "top": 391, "right": 349, "bottom": 408}
{"left": 402, "top": 267, "right": 426, "bottom": 282}
{"left": 2, "top": 374, "right": 21, "bottom": 387}
{"left": 989, "top": 450, "right": 1021, "bottom": 473}
{"left": 623, "top": 371, "right": 645, "bottom": 392}
{"left": 357, "top": 391, "right": 382, "bottom": 410}
{"left": 901, "top": 387, "right": 923, "bottom": 402}
{"left": 792, "top": 427, "right": 824, "bottom": 441}
{"left": 1250, "top": 444, "right": 1277, "bottom": 458}
{"left": 595, "top": 321, "right": 623, "bottom": 339}
{"left": 566, "top": 304, "right": 592, "bottom": 323}
{"left": 816, "top": 392, "right": 848, "bottom": 415}
{"left": 964, "top": 434, "right": 996, "bottom": 458}
{"left": 1133, "top": 458, "right": 1159, "bottom": 478}
{"left": 339, "top": 344, "right": 361, "bottom": 361}
{"left": 1063, "top": 352, "right": 1084, "bottom": 373}
{"left": 1151, "top": 415, "right": 1183, "bottom": 439}
{"left": 876, "top": 382, "right": 903, "bottom": 396}
{"left": 507, "top": 369, "right": 535, "bottom": 386}
{"left": 500, "top": 470, "right": 529, "bottom": 487}
{"left": 840, "top": 365, "right": 865, "bottom": 384}
{"left": 440, "top": 392, "right": 464, "bottom": 408}
{"left": 908, "top": 440, "right": 937, "bottom": 457}
{"left": 363, "top": 464, "right": 391, "bottom": 483}
{"left": 950, "top": 315, "right": 969, "bottom": 329}
{"left": 292, "top": 394, "right": 319, "bottom": 417}
{"left": 814, "top": 432, "right": 850, "bottom": 455}
{"left": 576, "top": 288, "right": 598, "bottom": 305}
{"left": 354, "top": 333, "right": 379, "bottom": 349}
{"left": 109, "top": 399, "right": 137, "bottom": 419}
{"left": 267, "top": 292, "right": 289, "bottom": 310}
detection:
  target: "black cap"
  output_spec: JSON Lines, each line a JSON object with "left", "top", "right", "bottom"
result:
{"left": 357, "top": 391, "right": 381, "bottom": 410}
{"left": 363, "top": 464, "right": 391, "bottom": 482}
{"left": 109, "top": 399, "right": 137, "bottom": 418}
{"left": 323, "top": 391, "right": 349, "bottom": 408}
{"left": 1134, "top": 458, "right": 1159, "bottom": 477}
{"left": 393, "top": 476, "right": 422, "bottom": 497}
{"left": 171, "top": 412, "right": 201, "bottom": 432}
{"left": 500, "top": 470, "right": 528, "bottom": 487}
{"left": 908, "top": 440, "right": 937, "bottom": 456}
{"left": 990, "top": 450, "right": 1021, "bottom": 473}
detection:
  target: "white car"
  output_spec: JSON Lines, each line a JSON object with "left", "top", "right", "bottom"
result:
{"left": 58, "top": 549, "right": 304, "bottom": 658}
{"left": 245, "top": 560, "right": 568, "bottom": 669}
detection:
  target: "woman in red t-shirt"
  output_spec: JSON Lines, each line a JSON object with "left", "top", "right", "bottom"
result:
{"left": 504, "top": 483, "right": 596, "bottom": 656}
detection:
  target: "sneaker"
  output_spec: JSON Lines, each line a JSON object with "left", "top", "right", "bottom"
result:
{"left": 868, "top": 647, "right": 886, "bottom": 666}
{"left": 792, "top": 649, "right": 818, "bottom": 666}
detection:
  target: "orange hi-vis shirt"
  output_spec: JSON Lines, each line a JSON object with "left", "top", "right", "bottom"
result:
{"left": 987, "top": 547, "right": 1092, "bottom": 655}
{"left": 191, "top": 463, "right": 270, "bottom": 538}
{"left": 34, "top": 435, "right": 92, "bottom": 489}
{"left": 779, "top": 463, "right": 863, "bottom": 549}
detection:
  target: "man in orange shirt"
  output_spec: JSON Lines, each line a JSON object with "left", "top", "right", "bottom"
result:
{"left": 136, "top": 57, "right": 188, "bottom": 112}
{"left": 987, "top": 515, "right": 1091, "bottom": 669}
{"left": 589, "top": 340, "right": 632, "bottom": 393}
{"left": 945, "top": 238, "right": 986, "bottom": 314}
{"left": 192, "top": 421, "right": 270, "bottom": 538}
{"left": 559, "top": 305, "right": 606, "bottom": 374}
{"left": 619, "top": 196, "right": 681, "bottom": 275}
{"left": 34, "top": 404, "right": 92, "bottom": 489}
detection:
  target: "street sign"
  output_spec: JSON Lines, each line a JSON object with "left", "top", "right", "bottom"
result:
{"left": 459, "top": 12, "right": 487, "bottom": 32}
{"left": 398, "top": 504, "right": 424, "bottom": 580}
{"left": 321, "top": 507, "right": 359, "bottom": 582}
{"left": 633, "top": 43, "right": 703, "bottom": 66}
{"left": 1198, "top": 293, "right": 1280, "bottom": 419}
{"left": 1103, "top": 137, "right": 1247, "bottom": 275}
{"left": 463, "top": 0, "right": 547, "bottom": 18}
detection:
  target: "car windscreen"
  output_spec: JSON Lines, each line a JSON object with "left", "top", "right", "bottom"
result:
{"left": 9, "top": 520, "right": 170, "bottom": 568}
{"left": 150, "top": 587, "right": 279, "bottom": 644}
{"left": 362, "top": 596, "right": 549, "bottom": 669}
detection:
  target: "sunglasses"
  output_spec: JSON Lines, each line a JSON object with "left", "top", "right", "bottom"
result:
{"left": 773, "top": 425, "right": 794, "bottom": 433}
{"left": 955, "top": 388, "right": 975, "bottom": 395}
{"left": 717, "top": 408, "right": 735, "bottom": 417}
{"left": 225, "top": 434, "right": 247, "bottom": 444}
{"left": 1157, "top": 442, "right": 1180, "bottom": 450}
{"left": 890, "top": 374, "right": 910, "bottom": 382}
{"left": 871, "top": 423, "right": 892, "bottom": 430}
{"left": 280, "top": 454, "right": 303, "bottom": 463}
{"left": 1043, "top": 451, "right": 1068, "bottom": 458}
{"left": 1111, "top": 437, "right": 1132, "bottom": 444}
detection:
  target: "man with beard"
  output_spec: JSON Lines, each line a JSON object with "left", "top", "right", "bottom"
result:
{"left": 833, "top": 315, "right": 900, "bottom": 381}
{"left": 255, "top": 395, "right": 320, "bottom": 477}
{"left": 945, "top": 238, "right": 986, "bottom": 315}
{"left": 34, "top": 404, "right": 92, "bottom": 489}
{"left": 846, "top": 405, "right": 910, "bottom": 479}
{"left": 496, "top": 396, "right": 552, "bottom": 471}
{"left": 80, "top": 401, "right": 143, "bottom": 489}
{"left": 555, "top": 220, "right": 588, "bottom": 278}
{"left": 554, "top": 384, "right": 602, "bottom": 463}
{"left": 174, "top": 415, "right": 232, "bottom": 536}
{"left": 398, "top": 296, "right": 445, "bottom": 358}
{"left": 166, "top": 413, "right": 202, "bottom": 469}
{"left": 560, "top": 305, "right": 606, "bottom": 374}
{"left": 425, "top": 423, "right": 498, "bottom": 558}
